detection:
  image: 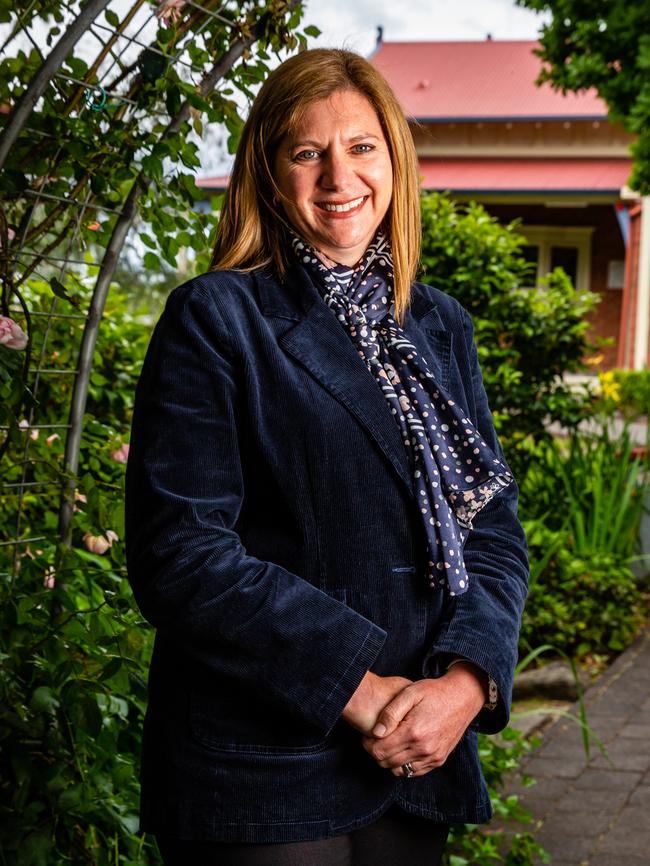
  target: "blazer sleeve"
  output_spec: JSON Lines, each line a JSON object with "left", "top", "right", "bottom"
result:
{"left": 421, "top": 304, "right": 529, "bottom": 734}
{"left": 125, "top": 280, "right": 386, "bottom": 735}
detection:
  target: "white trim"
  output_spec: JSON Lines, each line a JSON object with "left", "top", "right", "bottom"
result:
{"left": 518, "top": 225, "right": 594, "bottom": 291}
{"left": 633, "top": 197, "right": 650, "bottom": 370}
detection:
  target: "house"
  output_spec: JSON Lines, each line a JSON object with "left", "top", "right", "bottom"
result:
{"left": 371, "top": 38, "right": 647, "bottom": 371}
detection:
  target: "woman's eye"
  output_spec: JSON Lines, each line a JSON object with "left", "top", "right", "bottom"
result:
{"left": 294, "top": 150, "right": 320, "bottom": 161}
{"left": 352, "top": 143, "right": 373, "bottom": 153}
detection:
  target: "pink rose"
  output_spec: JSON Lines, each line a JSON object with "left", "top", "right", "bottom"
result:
{"left": 110, "top": 443, "right": 130, "bottom": 463}
{"left": 0, "top": 226, "right": 15, "bottom": 247}
{"left": 0, "top": 316, "right": 28, "bottom": 350}
{"left": 43, "top": 568, "right": 56, "bottom": 589}
{"left": 155, "top": 0, "right": 185, "bottom": 21}
{"left": 83, "top": 530, "right": 118, "bottom": 555}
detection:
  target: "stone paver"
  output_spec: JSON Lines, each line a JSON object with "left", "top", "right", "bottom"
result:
{"left": 506, "top": 626, "right": 650, "bottom": 865}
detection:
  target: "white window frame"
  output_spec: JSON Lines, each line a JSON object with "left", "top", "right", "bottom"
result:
{"left": 519, "top": 225, "right": 594, "bottom": 291}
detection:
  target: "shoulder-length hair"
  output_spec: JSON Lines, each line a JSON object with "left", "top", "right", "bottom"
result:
{"left": 210, "top": 48, "right": 421, "bottom": 324}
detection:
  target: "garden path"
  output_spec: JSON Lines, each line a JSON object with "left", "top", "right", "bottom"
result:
{"left": 506, "top": 625, "right": 650, "bottom": 866}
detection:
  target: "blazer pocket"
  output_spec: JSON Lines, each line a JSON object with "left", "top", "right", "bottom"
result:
{"left": 188, "top": 589, "right": 348, "bottom": 756}
{"left": 189, "top": 688, "right": 332, "bottom": 756}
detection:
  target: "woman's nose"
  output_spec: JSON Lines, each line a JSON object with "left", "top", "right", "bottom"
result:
{"left": 320, "top": 152, "right": 353, "bottom": 189}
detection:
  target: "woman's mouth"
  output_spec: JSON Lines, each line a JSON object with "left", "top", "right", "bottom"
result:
{"left": 316, "top": 195, "right": 368, "bottom": 215}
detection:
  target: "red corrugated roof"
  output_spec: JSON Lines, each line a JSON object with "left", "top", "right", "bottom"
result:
{"left": 372, "top": 41, "right": 607, "bottom": 120}
{"left": 419, "top": 158, "right": 631, "bottom": 192}
{"left": 197, "top": 174, "right": 230, "bottom": 189}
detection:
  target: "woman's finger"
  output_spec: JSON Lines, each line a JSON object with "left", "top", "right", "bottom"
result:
{"left": 371, "top": 684, "right": 418, "bottom": 738}
{"left": 389, "top": 759, "right": 438, "bottom": 778}
{"left": 374, "top": 748, "right": 428, "bottom": 770}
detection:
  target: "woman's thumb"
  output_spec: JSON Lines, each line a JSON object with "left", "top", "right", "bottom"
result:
{"left": 372, "top": 688, "right": 412, "bottom": 738}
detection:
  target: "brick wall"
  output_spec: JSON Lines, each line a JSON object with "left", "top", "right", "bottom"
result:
{"left": 483, "top": 203, "right": 625, "bottom": 370}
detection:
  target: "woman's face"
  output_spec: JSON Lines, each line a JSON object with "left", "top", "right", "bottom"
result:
{"left": 273, "top": 89, "right": 393, "bottom": 266}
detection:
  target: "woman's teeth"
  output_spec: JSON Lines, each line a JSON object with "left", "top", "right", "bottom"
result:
{"left": 321, "top": 196, "right": 365, "bottom": 213}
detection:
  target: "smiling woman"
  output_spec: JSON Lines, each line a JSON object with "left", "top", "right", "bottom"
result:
{"left": 273, "top": 90, "right": 393, "bottom": 264}
{"left": 125, "top": 48, "right": 528, "bottom": 866}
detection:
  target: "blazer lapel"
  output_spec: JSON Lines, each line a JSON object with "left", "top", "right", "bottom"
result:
{"left": 404, "top": 289, "right": 453, "bottom": 392}
{"left": 256, "top": 266, "right": 452, "bottom": 499}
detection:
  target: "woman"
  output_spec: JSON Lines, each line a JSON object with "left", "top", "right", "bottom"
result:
{"left": 125, "top": 48, "right": 528, "bottom": 865}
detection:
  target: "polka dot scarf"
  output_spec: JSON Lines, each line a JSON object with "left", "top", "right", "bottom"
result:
{"left": 290, "top": 231, "right": 513, "bottom": 596}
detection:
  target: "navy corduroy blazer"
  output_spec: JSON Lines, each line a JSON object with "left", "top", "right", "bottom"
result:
{"left": 125, "top": 263, "right": 528, "bottom": 842}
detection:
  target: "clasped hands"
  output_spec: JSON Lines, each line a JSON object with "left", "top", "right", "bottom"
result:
{"left": 341, "top": 664, "right": 486, "bottom": 778}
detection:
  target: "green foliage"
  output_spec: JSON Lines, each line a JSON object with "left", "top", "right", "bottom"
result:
{"left": 0, "top": 280, "right": 157, "bottom": 864}
{"left": 523, "top": 530, "right": 646, "bottom": 656}
{"left": 519, "top": 430, "right": 650, "bottom": 658}
{"left": 418, "top": 193, "right": 599, "bottom": 462}
{"left": 445, "top": 729, "right": 549, "bottom": 866}
{"left": 592, "top": 368, "right": 650, "bottom": 419}
{"left": 521, "top": 428, "right": 647, "bottom": 557}
{"left": 0, "top": 0, "right": 315, "bottom": 383}
{"left": 515, "top": 0, "right": 650, "bottom": 194}
{"left": 0, "top": 548, "right": 155, "bottom": 865}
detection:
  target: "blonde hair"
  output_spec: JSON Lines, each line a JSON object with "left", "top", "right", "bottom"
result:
{"left": 210, "top": 48, "right": 421, "bottom": 324}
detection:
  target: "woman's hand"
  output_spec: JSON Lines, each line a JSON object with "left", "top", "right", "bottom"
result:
{"left": 360, "top": 662, "right": 486, "bottom": 777}
{"left": 341, "top": 671, "right": 413, "bottom": 735}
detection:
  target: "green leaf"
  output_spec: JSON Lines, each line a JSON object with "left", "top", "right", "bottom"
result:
{"left": 100, "top": 657, "right": 122, "bottom": 681}
{"left": 30, "top": 686, "right": 60, "bottom": 714}
{"left": 143, "top": 251, "right": 159, "bottom": 270}
{"left": 49, "top": 277, "right": 79, "bottom": 309}
{"left": 105, "top": 8, "right": 120, "bottom": 27}
{"left": 165, "top": 86, "right": 182, "bottom": 118}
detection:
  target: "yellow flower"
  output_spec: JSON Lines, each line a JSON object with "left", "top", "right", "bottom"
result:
{"left": 601, "top": 381, "right": 621, "bottom": 402}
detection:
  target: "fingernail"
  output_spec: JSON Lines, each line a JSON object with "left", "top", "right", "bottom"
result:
{"left": 373, "top": 723, "right": 386, "bottom": 737}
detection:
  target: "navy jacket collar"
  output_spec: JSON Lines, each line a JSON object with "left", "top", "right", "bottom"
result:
{"left": 254, "top": 264, "right": 452, "bottom": 498}
{"left": 255, "top": 262, "right": 442, "bottom": 325}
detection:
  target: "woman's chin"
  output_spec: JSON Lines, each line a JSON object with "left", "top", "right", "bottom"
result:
{"left": 312, "top": 229, "right": 378, "bottom": 264}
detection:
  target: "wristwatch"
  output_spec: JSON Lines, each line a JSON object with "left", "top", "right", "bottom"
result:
{"left": 446, "top": 657, "right": 499, "bottom": 711}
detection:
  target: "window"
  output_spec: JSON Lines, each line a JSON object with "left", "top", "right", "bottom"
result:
{"left": 519, "top": 226, "right": 593, "bottom": 291}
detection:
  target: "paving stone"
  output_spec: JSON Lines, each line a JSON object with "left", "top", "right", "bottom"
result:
{"left": 536, "top": 818, "right": 596, "bottom": 861}
{"left": 589, "top": 855, "right": 650, "bottom": 866}
{"left": 554, "top": 786, "right": 627, "bottom": 816}
{"left": 578, "top": 715, "right": 633, "bottom": 741}
{"left": 619, "top": 722, "right": 650, "bottom": 738}
{"left": 587, "top": 692, "right": 645, "bottom": 725}
{"left": 509, "top": 778, "right": 570, "bottom": 821}
{"left": 536, "top": 730, "right": 591, "bottom": 759}
{"left": 628, "top": 785, "right": 650, "bottom": 806}
{"left": 574, "top": 768, "right": 642, "bottom": 791}
{"left": 589, "top": 737, "right": 650, "bottom": 772}
{"left": 596, "top": 806, "right": 650, "bottom": 856}
{"left": 619, "top": 670, "right": 650, "bottom": 688}
{"left": 524, "top": 755, "right": 586, "bottom": 780}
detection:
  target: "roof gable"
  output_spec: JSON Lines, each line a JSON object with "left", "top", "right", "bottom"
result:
{"left": 371, "top": 40, "right": 608, "bottom": 121}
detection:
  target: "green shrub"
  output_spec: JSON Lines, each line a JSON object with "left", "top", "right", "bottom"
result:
{"left": 520, "top": 428, "right": 648, "bottom": 557}
{"left": 593, "top": 368, "right": 650, "bottom": 419}
{"left": 519, "top": 428, "right": 650, "bottom": 658}
{"left": 445, "top": 728, "right": 548, "bottom": 866}
{"left": 0, "top": 280, "right": 160, "bottom": 865}
{"left": 418, "top": 193, "right": 600, "bottom": 470}
{"left": 522, "top": 521, "right": 647, "bottom": 657}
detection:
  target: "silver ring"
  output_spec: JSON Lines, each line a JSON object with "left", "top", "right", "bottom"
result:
{"left": 402, "top": 761, "right": 414, "bottom": 778}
